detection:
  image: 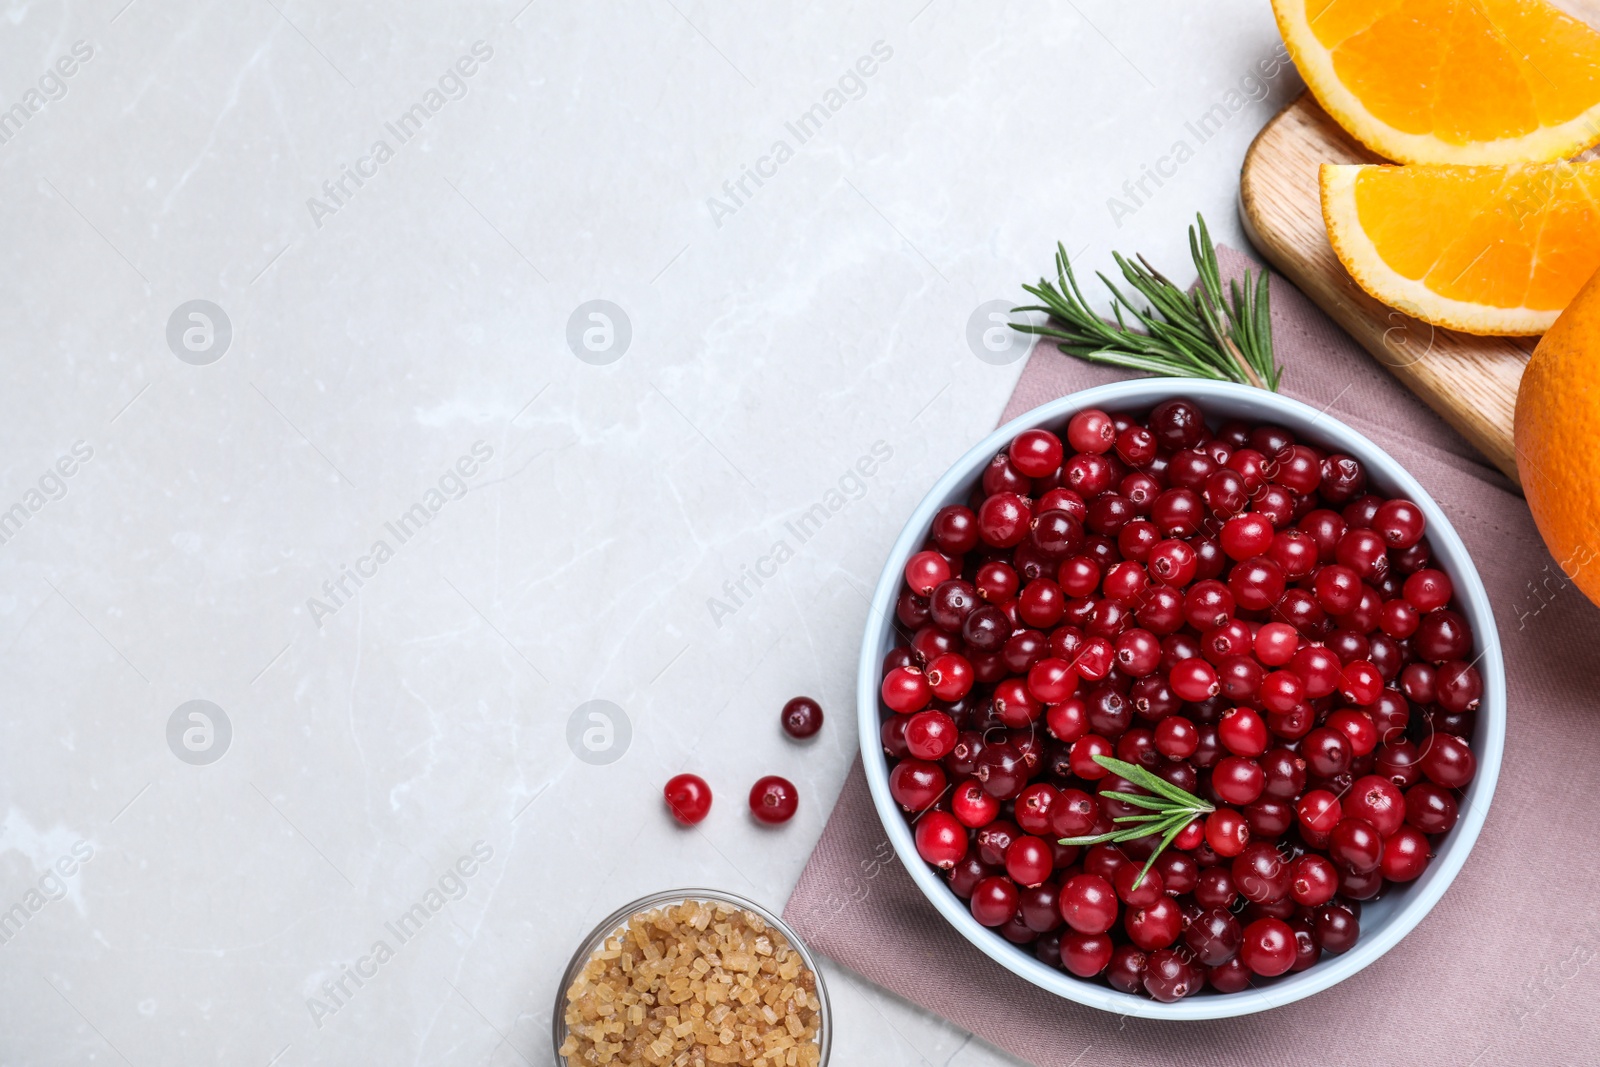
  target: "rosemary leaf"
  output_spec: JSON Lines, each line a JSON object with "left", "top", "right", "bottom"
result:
{"left": 1011, "top": 213, "right": 1284, "bottom": 390}
{"left": 1091, "top": 756, "right": 1212, "bottom": 811}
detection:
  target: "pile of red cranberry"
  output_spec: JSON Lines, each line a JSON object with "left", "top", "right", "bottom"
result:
{"left": 879, "top": 398, "right": 1482, "bottom": 1001}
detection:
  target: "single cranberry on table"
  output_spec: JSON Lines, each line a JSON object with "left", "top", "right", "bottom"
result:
{"left": 748, "top": 775, "right": 798, "bottom": 824}
{"left": 780, "top": 696, "right": 825, "bottom": 739}
{"left": 662, "top": 773, "right": 713, "bottom": 825}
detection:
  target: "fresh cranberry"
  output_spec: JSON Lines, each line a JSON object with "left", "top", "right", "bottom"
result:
{"left": 903, "top": 709, "right": 956, "bottom": 761}
{"left": 663, "top": 773, "right": 713, "bottom": 825}
{"left": 1058, "top": 931, "right": 1114, "bottom": 977}
{"left": 904, "top": 550, "right": 952, "bottom": 596}
{"left": 1379, "top": 825, "right": 1431, "bottom": 881}
{"left": 1059, "top": 873, "right": 1119, "bottom": 934}
{"left": 1239, "top": 917, "right": 1297, "bottom": 976}
{"left": 1125, "top": 895, "right": 1183, "bottom": 951}
{"left": 1143, "top": 948, "right": 1199, "bottom": 1001}
{"left": 1414, "top": 609, "right": 1473, "bottom": 662}
{"left": 888, "top": 759, "right": 946, "bottom": 811}
{"left": 748, "top": 776, "right": 799, "bottom": 824}
{"left": 1020, "top": 882, "right": 1063, "bottom": 932}
{"left": 1170, "top": 658, "right": 1220, "bottom": 701}
{"left": 880, "top": 716, "right": 911, "bottom": 759}
{"left": 1289, "top": 854, "right": 1339, "bottom": 906}
{"left": 1328, "top": 817, "right": 1382, "bottom": 874}
{"left": 1205, "top": 809, "right": 1250, "bottom": 858}
{"left": 1375, "top": 739, "right": 1423, "bottom": 788}
{"left": 1005, "top": 836, "right": 1055, "bottom": 888}
{"left": 975, "top": 742, "right": 1028, "bottom": 800}
{"left": 1232, "top": 841, "right": 1291, "bottom": 903}
{"left": 1153, "top": 850, "right": 1199, "bottom": 894}
{"left": 914, "top": 811, "right": 968, "bottom": 869}
{"left": 1010, "top": 428, "right": 1065, "bottom": 477}
{"left": 1207, "top": 956, "right": 1253, "bottom": 993}
{"left": 991, "top": 677, "right": 1041, "bottom": 728}
{"left": 1312, "top": 904, "right": 1360, "bottom": 954}
{"left": 1435, "top": 660, "right": 1483, "bottom": 713}
{"left": 931, "top": 504, "right": 980, "bottom": 555}
{"left": 1220, "top": 514, "right": 1274, "bottom": 560}
{"left": 1260, "top": 748, "right": 1307, "bottom": 799}
{"left": 970, "top": 876, "right": 1020, "bottom": 926}
{"left": 1302, "top": 727, "right": 1352, "bottom": 778}
{"left": 1295, "top": 790, "right": 1342, "bottom": 838}
{"left": 881, "top": 666, "right": 930, "bottom": 713}
{"left": 1288, "top": 919, "right": 1321, "bottom": 972}
{"left": 1012, "top": 782, "right": 1058, "bottom": 836}
{"left": 1149, "top": 398, "right": 1206, "bottom": 450}
{"left": 1154, "top": 716, "right": 1198, "bottom": 759}
{"left": 1373, "top": 498, "right": 1426, "bottom": 549}
{"left": 1185, "top": 907, "right": 1243, "bottom": 965}
{"left": 1345, "top": 775, "right": 1405, "bottom": 837}
{"left": 781, "top": 696, "right": 825, "bottom": 739}
{"left": 1420, "top": 732, "right": 1476, "bottom": 788}
{"left": 1404, "top": 782, "right": 1459, "bottom": 834}
{"left": 1107, "top": 944, "right": 1149, "bottom": 994}
{"left": 1213, "top": 756, "right": 1266, "bottom": 805}
{"left": 1193, "top": 866, "right": 1237, "bottom": 908}
{"left": 951, "top": 778, "right": 999, "bottom": 828}
{"left": 1403, "top": 569, "right": 1453, "bottom": 612}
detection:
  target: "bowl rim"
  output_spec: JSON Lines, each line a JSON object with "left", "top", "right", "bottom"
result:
{"left": 856, "top": 378, "right": 1506, "bottom": 1021}
{"left": 551, "top": 887, "right": 833, "bottom": 1062}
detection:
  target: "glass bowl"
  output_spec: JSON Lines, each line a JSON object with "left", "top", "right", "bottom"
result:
{"left": 553, "top": 888, "right": 832, "bottom": 1065}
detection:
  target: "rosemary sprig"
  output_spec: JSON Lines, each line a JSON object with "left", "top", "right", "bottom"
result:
{"left": 1058, "top": 754, "right": 1215, "bottom": 890}
{"left": 1011, "top": 214, "right": 1283, "bottom": 391}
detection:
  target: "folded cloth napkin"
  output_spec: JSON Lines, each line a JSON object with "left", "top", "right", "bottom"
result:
{"left": 784, "top": 247, "right": 1600, "bottom": 1066}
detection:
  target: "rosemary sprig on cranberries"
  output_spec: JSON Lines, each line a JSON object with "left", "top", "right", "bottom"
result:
{"left": 1011, "top": 214, "right": 1283, "bottom": 391}
{"left": 1057, "top": 754, "right": 1215, "bottom": 890}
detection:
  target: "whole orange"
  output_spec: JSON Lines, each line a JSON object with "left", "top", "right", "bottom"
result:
{"left": 1514, "top": 266, "right": 1600, "bottom": 608}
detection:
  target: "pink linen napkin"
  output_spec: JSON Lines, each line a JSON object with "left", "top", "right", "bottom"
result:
{"left": 783, "top": 248, "right": 1600, "bottom": 1066}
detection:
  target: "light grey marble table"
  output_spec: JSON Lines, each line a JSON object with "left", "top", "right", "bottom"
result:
{"left": 0, "top": 2, "right": 1302, "bottom": 1063}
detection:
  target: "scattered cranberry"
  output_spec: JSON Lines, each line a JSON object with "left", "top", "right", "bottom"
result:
{"left": 880, "top": 399, "right": 1482, "bottom": 1000}
{"left": 780, "top": 696, "right": 825, "bottom": 739}
{"left": 663, "top": 773, "right": 712, "bottom": 826}
{"left": 748, "top": 776, "right": 798, "bottom": 824}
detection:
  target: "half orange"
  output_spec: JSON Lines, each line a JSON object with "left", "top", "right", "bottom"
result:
{"left": 1275, "top": 0, "right": 1600, "bottom": 164}
{"left": 1321, "top": 161, "right": 1600, "bottom": 335}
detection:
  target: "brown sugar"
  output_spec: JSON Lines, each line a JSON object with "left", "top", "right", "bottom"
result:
{"left": 558, "top": 899, "right": 824, "bottom": 1066}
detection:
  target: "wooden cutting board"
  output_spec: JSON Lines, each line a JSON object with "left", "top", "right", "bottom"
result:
{"left": 1238, "top": 92, "right": 1533, "bottom": 486}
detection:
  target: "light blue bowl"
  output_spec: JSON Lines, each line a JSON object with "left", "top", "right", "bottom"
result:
{"left": 857, "top": 379, "right": 1505, "bottom": 1020}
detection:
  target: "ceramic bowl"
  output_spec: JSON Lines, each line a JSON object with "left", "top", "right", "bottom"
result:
{"left": 857, "top": 379, "right": 1504, "bottom": 1019}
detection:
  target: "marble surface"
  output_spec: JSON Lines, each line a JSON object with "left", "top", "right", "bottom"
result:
{"left": 0, "top": 2, "right": 1303, "bottom": 1063}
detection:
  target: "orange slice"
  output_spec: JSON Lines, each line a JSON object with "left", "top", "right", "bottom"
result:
{"left": 1274, "top": 0, "right": 1600, "bottom": 164}
{"left": 1321, "top": 161, "right": 1600, "bottom": 335}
